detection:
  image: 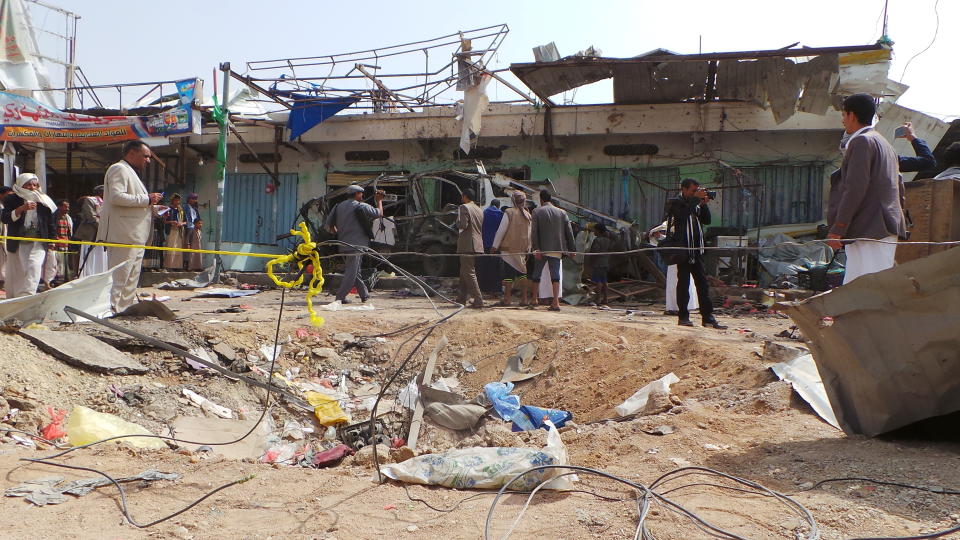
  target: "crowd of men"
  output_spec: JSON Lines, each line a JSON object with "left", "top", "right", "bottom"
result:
{"left": 0, "top": 140, "right": 205, "bottom": 311}
{"left": 2, "top": 92, "right": 959, "bottom": 319}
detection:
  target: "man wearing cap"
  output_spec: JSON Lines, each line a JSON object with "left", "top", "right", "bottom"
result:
{"left": 324, "top": 184, "right": 384, "bottom": 303}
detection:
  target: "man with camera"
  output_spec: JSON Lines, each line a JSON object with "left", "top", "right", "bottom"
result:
{"left": 664, "top": 179, "right": 725, "bottom": 329}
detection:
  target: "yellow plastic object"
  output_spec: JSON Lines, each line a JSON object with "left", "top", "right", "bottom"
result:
{"left": 266, "top": 222, "right": 325, "bottom": 327}
{"left": 66, "top": 406, "right": 166, "bottom": 449}
{"left": 305, "top": 391, "right": 350, "bottom": 426}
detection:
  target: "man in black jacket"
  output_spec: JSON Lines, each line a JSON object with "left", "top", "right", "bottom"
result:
{"left": 665, "top": 179, "right": 725, "bottom": 329}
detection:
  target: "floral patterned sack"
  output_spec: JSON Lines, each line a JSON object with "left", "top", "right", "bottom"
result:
{"left": 380, "top": 421, "right": 574, "bottom": 490}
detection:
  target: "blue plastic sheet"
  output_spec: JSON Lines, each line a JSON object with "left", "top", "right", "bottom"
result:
{"left": 484, "top": 382, "right": 572, "bottom": 432}
{"left": 510, "top": 405, "right": 573, "bottom": 432}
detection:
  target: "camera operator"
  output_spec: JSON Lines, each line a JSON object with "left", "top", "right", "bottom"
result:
{"left": 664, "top": 179, "right": 726, "bottom": 329}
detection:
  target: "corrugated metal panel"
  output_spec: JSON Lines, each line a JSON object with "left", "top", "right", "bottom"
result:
{"left": 721, "top": 165, "right": 824, "bottom": 229}
{"left": 223, "top": 173, "right": 299, "bottom": 247}
{"left": 578, "top": 167, "right": 680, "bottom": 229}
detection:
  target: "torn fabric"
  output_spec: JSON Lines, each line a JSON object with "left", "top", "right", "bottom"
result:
{"left": 458, "top": 73, "right": 491, "bottom": 154}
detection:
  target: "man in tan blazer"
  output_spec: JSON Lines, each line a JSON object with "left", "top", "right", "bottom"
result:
{"left": 456, "top": 188, "right": 484, "bottom": 308}
{"left": 827, "top": 93, "right": 907, "bottom": 284}
{"left": 97, "top": 140, "right": 162, "bottom": 312}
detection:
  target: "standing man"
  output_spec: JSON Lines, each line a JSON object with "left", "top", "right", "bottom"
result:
{"left": 163, "top": 194, "right": 187, "bottom": 270}
{"left": 42, "top": 199, "right": 74, "bottom": 288}
{"left": 587, "top": 223, "right": 613, "bottom": 306}
{"left": 491, "top": 190, "right": 532, "bottom": 306}
{"left": 933, "top": 142, "right": 960, "bottom": 180}
{"left": 76, "top": 185, "right": 107, "bottom": 277}
{"left": 456, "top": 188, "right": 484, "bottom": 308}
{"left": 530, "top": 189, "right": 575, "bottom": 311}
{"left": 183, "top": 193, "right": 200, "bottom": 268}
{"left": 478, "top": 198, "right": 504, "bottom": 294}
{"left": 665, "top": 179, "right": 725, "bottom": 329}
{"left": 324, "top": 184, "right": 384, "bottom": 304}
{"left": 98, "top": 140, "right": 163, "bottom": 313}
{"left": 0, "top": 185, "right": 11, "bottom": 286}
{"left": 827, "top": 93, "right": 906, "bottom": 284}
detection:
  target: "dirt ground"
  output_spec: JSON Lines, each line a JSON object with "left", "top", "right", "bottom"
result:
{"left": 2, "top": 283, "right": 959, "bottom": 539}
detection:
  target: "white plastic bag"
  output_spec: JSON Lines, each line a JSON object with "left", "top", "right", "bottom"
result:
{"left": 614, "top": 372, "right": 680, "bottom": 416}
{"left": 380, "top": 421, "right": 574, "bottom": 490}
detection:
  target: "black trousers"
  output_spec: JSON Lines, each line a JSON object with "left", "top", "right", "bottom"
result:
{"left": 676, "top": 255, "right": 713, "bottom": 321}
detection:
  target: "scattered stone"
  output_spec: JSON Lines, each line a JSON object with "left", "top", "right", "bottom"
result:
{"left": 761, "top": 341, "right": 807, "bottom": 364}
{"left": 640, "top": 390, "right": 673, "bottom": 416}
{"left": 331, "top": 333, "right": 355, "bottom": 344}
{"left": 406, "top": 525, "right": 419, "bottom": 532}
{"left": 350, "top": 444, "right": 391, "bottom": 468}
{"left": 19, "top": 329, "right": 148, "bottom": 375}
{"left": 212, "top": 342, "right": 236, "bottom": 363}
{"left": 312, "top": 348, "right": 341, "bottom": 361}
{"left": 389, "top": 446, "right": 415, "bottom": 463}
{"left": 798, "top": 482, "right": 814, "bottom": 490}
{"left": 648, "top": 425, "right": 675, "bottom": 435}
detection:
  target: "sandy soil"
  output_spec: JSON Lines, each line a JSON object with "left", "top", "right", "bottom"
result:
{"left": 2, "top": 285, "right": 959, "bottom": 539}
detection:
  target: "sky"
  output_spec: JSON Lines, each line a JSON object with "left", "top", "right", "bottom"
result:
{"left": 24, "top": 0, "right": 959, "bottom": 120}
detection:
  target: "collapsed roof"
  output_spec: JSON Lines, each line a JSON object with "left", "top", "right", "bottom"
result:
{"left": 510, "top": 43, "right": 899, "bottom": 123}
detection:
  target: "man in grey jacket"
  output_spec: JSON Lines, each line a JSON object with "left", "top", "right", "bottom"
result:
{"left": 531, "top": 189, "right": 575, "bottom": 311}
{"left": 827, "top": 93, "right": 906, "bottom": 284}
{"left": 456, "top": 188, "right": 484, "bottom": 308}
{"left": 324, "top": 184, "right": 384, "bottom": 303}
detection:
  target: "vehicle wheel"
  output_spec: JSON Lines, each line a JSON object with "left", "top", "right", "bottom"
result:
{"left": 421, "top": 243, "right": 454, "bottom": 277}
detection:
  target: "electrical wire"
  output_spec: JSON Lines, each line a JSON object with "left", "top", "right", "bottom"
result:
{"left": 899, "top": 0, "right": 941, "bottom": 81}
{"left": 19, "top": 286, "right": 291, "bottom": 527}
{"left": 484, "top": 465, "right": 821, "bottom": 540}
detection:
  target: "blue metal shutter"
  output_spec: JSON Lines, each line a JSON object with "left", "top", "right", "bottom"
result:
{"left": 578, "top": 167, "right": 679, "bottom": 229}
{"left": 223, "top": 173, "right": 299, "bottom": 247}
{"left": 721, "top": 165, "right": 824, "bottom": 228}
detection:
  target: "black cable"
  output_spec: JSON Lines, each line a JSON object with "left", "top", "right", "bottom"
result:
{"left": 402, "top": 483, "right": 629, "bottom": 514}
{"left": 800, "top": 477, "right": 960, "bottom": 496}
{"left": 849, "top": 524, "right": 960, "bottom": 540}
{"left": 20, "top": 287, "right": 289, "bottom": 528}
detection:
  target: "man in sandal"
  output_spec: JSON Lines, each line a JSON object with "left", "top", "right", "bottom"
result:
{"left": 456, "top": 188, "right": 485, "bottom": 308}
{"left": 530, "top": 190, "right": 575, "bottom": 311}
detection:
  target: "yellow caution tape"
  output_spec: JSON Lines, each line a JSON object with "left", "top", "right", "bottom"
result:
{"left": 265, "top": 222, "right": 325, "bottom": 327}
{"left": 0, "top": 235, "right": 279, "bottom": 259}
{"left": 1, "top": 230, "right": 325, "bottom": 326}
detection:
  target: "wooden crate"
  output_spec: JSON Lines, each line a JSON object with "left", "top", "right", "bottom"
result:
{"left": 896, "top": 179, "right": 960, "bottom": 264}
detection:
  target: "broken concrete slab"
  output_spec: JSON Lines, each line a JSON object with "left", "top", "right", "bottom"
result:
{"left": 18, "top": 328, "right": 148, "bottom": 375}
{"left": 115, "top": 299, "right": 176, "bottom": 321}
{"left": 784, "top": 246, "right": 960, "bottom": 436}
{"left": 761, "top": 341, "right": 808, "bottom": 364}
{"left": 79, "top": 319, "right": 195, "bottom": 351}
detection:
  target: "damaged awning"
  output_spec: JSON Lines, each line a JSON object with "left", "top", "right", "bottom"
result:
{"left": 510, "top": 43, "right": 892, "bottom": 123}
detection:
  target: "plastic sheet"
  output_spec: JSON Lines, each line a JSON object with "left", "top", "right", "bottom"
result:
{"left": 66, "top": 406, "right": 166, "bottom": 449}
{"left": 380, "top": 421, "right": 575, "bottom": 490}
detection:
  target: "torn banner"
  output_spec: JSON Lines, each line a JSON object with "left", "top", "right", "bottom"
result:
{"left": 783, "top": 246, "right": 960, "bottom": 436}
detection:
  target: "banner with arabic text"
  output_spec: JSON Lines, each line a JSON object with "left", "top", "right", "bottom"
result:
{"left": 0, "top": 78, "right": 201, "bottom": 143}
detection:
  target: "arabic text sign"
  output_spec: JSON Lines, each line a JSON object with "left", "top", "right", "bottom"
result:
{"left": 0, "top": 78, "right": 200, "bottom": 143}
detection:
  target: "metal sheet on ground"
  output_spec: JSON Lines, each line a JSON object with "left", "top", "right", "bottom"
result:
{"left": 784, "top": 247, "right": 960, "bottom": 436}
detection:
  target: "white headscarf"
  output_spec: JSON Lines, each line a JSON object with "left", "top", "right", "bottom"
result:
{"left": 13, "top": 173, "right": 56, "bottom": 212}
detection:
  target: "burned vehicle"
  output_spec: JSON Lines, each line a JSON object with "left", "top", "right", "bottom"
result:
{"left": 292, "top": 168, "right": 664, "bottom": 284}
{"left": 294, "top": 169, "right": 506, "bottom": 276}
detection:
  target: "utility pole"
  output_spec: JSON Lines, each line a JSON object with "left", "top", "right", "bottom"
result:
{"left": 214, "top": 62, "right": 230, "bottom": 269}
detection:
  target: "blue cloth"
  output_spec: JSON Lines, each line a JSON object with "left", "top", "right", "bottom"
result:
{"left": 484, "top": 382, "right": 520, "bottom": 420}
{"left": 287, "top": 95, "right": 359, "bottom": 140}
{"left": 481, "top": 206, "right": 504, "bottom": 249}
{"left": 510, "top": 405, "right": 573, "bottom": 432}
{"left": 898, "top": 138, "right": 937, "bottom": 173}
